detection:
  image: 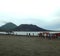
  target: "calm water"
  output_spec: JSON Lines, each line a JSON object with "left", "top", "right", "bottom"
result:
{"left": 0, "top": 31, "right": 60, "bottom": 36}
{"left": 13, "top": 31, "right": 60, "bottom": 36}
{"left": 13, "top": 31, "right": 40, "bottom": 36}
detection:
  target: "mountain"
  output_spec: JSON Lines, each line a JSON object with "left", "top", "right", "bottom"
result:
{"left": 0, "top": 22, "right": 17, "bottom": 31}
{"left": 14, "top": 24, "right": 47, "bottom": 31}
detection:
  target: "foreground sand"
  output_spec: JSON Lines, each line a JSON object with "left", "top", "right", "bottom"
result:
{"left": 0, "top": 35, "right": 60, "bottom": 56}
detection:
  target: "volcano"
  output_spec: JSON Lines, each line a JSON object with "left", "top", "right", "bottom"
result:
{"left": 14, "top": 24, "right": 47, "bottom": 31}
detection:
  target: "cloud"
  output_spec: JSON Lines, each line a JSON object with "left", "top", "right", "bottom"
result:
{"left": 0, "top": 0, "right": 60, "bottom": 17}
{"left": 0, "top": 0, "right": 60, "bottom": 30}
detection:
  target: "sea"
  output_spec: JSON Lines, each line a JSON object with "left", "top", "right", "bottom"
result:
{"left": 0, "top": 31, "right": 60, "bottom": 36}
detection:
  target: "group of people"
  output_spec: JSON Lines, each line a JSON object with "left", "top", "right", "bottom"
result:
{"left": 25, "top": 32, "right": 59, "bottom": 40}
{"left": 38, "top": 32, "right": 57, "bottom": 40}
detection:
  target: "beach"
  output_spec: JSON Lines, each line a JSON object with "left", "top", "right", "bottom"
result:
{"left": 0, "top": 35, "right": 60, "bottom": 56}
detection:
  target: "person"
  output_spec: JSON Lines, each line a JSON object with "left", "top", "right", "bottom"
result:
{"left": 38, "top": 33, "right": 42, "bottom": 39}
{"left": 48, "top": 33, "right": 51, "bottom": 40}
{"left": 44, "top": 33, "right": 46, "bottom": 39}
{"left": 29, "top": 33, "right": 30, "bottom": 37}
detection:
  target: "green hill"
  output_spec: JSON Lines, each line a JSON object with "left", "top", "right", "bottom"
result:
{"left": 0, "top": 22, "right": 17, "bottom": 31}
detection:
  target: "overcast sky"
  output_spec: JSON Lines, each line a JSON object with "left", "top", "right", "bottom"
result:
{"left": 0, "top": 0, "right": 60, "bottom": 30}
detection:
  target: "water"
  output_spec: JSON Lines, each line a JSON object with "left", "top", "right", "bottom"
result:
{"left": 0, "top": 31, "right": 40, "bottom": 36}
{"left": 13, "top": 31, "right": 60, "bottom": 36}
{"left": 13, "top": 31, "right": 40, "bottom": 36}
{"left": 0, "top": 31, "right": 60, "bottom": 36}
{"left": 0, "top": 32, "right": 7, "bottom": 34}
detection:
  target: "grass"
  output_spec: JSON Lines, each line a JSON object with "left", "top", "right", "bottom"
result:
{"left": 0, "top": 35, "right": 60, "bottom": 56}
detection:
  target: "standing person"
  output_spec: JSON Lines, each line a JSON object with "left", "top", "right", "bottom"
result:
{"left": 38, "top": 33, "right": 40, "bottom": 37}
{"left": 52, "top": 34, "right": 56, "bottom": 40}
{"left": 48, "top": 33, "right": 51, "bottom": 39}
{"left": 29, "top": 33, "right": 30, "bottom": 37}
{"left": 46, "top": 32, "right": 49, "bottom": 39}
{"left": 44, "top": 33, "right": 46, "bottom": 39}
{"left": 38, "top": 33, "right": 42, "bottom": 39}
{"left": 40, "top": 33, "right": 42, "bottom": 38}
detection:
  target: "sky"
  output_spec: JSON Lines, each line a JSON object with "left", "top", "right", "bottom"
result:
{"left": 0, "top": 0, "right": 60, "bottom": 30}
